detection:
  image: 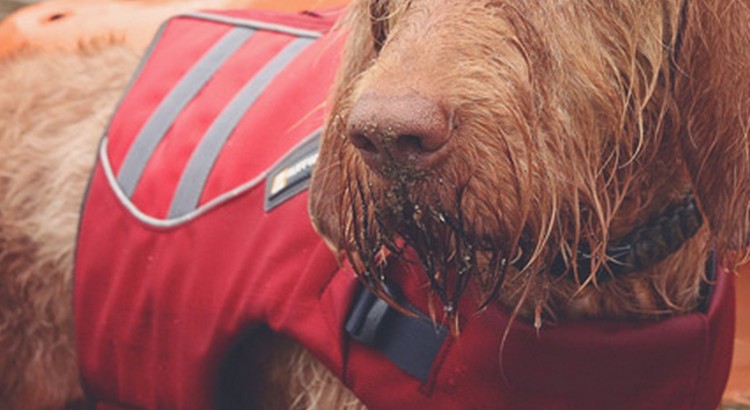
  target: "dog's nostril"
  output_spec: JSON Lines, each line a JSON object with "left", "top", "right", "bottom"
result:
{"left": 396, "top": 135, "right": 425, "bottom": 153}
{"left": 350, "top": 133, "right": 378, "bottom": 153}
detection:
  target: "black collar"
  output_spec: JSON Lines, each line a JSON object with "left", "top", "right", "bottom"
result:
{"left": 553, "top": 194, "right": 703, "bottom": 282}
{"left": 560, "top": 0, "right": 697, "bottom": 282}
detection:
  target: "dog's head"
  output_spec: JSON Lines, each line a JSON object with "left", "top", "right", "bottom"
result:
{"left": 310, "top": 0, "right": 750, "bottom": 316}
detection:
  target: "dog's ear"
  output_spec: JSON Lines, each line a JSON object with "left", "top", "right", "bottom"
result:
{"left": 674, "top": 0, "right": 750, "bottom": 253}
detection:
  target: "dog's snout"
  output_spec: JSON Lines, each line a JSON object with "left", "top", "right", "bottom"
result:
{"left": 347, "top": 93, "right": 451, "bottom": 171}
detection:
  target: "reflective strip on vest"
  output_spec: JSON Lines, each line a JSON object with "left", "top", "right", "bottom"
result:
{"left": 168, "top": 37, "right": 314, "bottom": 218}
{"left": 117, "top": 27, "right": 255, "bottom": 197}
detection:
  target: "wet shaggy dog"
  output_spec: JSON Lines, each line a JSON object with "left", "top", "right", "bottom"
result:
{"left": 311, "top": 0, "right": 750, "bottom": 325}
{"left": 2, "top": 0, "right": 750, "bottom": 408}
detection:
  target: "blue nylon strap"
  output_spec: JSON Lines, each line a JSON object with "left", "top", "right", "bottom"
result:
{"left": 168, "top": 37, "right": 315, "bottom": 218}
{"left": 117, "top": 27, "right": 256, "bottom": 197}
{"left": 345, "top": 283, "right": 448, "bottom": 382}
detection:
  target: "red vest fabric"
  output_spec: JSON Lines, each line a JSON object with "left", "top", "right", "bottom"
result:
{"left": 74, "top": 9, "right": 735, "bottom": 410}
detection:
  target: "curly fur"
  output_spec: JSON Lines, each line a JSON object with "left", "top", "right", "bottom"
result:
{"left": 310, "top": 0, "right": 750, "bottom": 324}
{"left": 0, "top": 46, "right": 138, "bottom": 408}
{"left": 0, "top": 0, "right": 748, "bottom": 408}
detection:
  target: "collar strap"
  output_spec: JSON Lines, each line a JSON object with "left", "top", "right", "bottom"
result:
{"left": 345, "top": 282, "right": 448, "bottom": 381}
{"left": 562, "top": 0, "right": 694, "bottom": 282}
{"left": 553, "top": 194, "right": 703, "bottom": 282}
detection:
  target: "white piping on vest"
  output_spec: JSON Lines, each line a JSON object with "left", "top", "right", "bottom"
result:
{"left": 100, "top": 130, "right": 321, "bottom": 228}
{"left": 177, "top": 12, "right": 324, "bottom": 39}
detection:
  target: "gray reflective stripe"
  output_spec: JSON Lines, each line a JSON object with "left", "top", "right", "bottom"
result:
{"left": 178, "top": 12, "right": 323, "bottom": 39}
{"left": 167, "top": 37, "right": 315, "bottom": 218}
{"left": 117, "top": 27, "right": 255, "bottom": 197}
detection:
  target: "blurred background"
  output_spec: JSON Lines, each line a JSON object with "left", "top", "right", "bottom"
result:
{"left": 0, "top": 0, "right": 31, "bottom": 18}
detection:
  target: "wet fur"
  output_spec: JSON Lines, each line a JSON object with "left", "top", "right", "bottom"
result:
{"left": 0, "top": 46, "right": 138, "bottom": 408}
{"left": 0, "top": 0, "right": 748, "bottom": 408}
{"left": 311, "top": 0, "right": 750, "bottom": 323}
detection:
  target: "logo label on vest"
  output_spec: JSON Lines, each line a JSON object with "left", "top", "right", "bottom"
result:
{"left": 264, "top": 131, "right": 321, "bottom": 211}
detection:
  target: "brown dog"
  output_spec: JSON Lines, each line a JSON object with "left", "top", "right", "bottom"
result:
{"left": 0, "top": 46, "right": 139, "bottom": 408}
{"left": 311, "top": 0, "right": 750, "bottom": 322}
{"left": 0, "top": 0, "right": 749, "bottom": 408}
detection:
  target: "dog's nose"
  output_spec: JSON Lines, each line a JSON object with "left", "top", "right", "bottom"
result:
{"left": 347, "top": 93, "right": 451, "bottom": 171}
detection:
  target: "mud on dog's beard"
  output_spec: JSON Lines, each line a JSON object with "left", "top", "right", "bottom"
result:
{"left": 339, "top": 161, "right": 535, "bottom": 320}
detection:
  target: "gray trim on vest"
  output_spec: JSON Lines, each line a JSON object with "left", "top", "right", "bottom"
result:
{"left": 100, "top": 130, "right": 322, "bottom": 228}
{"left": 178, "top": 12, "right": 324, "bottom": 39}
{"left": 167, "top": 37, "right": 315, "bottom": 218}
{"left": 117, "top": 27, "right": 255, "bottom": 198}
{"left": 94, "top": 16, "right": 174, "bottom": 146}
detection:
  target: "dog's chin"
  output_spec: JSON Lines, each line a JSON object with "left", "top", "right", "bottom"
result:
{"left": 343, "top": 172, "right": 525, "bottom": 311}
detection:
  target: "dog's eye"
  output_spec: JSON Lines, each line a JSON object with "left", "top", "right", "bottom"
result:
{"left": 370, "top": 0, "right": 390, "bottom": 52}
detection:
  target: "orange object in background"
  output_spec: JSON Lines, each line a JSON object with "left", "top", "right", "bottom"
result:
{"left": 0, "top": 0, "right": 348, "bottom": 59}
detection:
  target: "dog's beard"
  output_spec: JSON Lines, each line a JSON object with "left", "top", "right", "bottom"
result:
{"left": 341, "top": 169, "right": 528, "bottom": 318}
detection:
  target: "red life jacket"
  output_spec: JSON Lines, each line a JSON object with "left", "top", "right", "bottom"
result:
{"left": 74, "top": 9, "right": 735, "bottom": 410}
